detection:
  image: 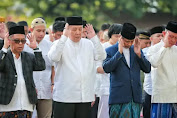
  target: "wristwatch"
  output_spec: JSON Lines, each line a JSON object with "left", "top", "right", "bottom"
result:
{"left": 33, "top": 46, "right": 39, "bottom": 50}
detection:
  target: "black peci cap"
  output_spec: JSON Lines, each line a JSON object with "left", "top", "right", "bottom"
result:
{"left": 17, "top": 21, "right": 28, "bottom": 27}
{"left": 121, "top": 23, "right": 136, "bottom": 40}
{"left": 166, "top": 21, "right": 177, "bottom": 33}
{"left": 138, "top": 31, "right": 150, "bottom": 40}
{"left": 149, "top": 26, "right": 164, "bottom": 36}
{"left": 55, "top": 16, "right": 65, "bottom": 22}
{"left": 66, "top": 16, "right": 83, "bottom": 25}
{"left": 9, "top": 26, "right": 25, "bottom": 36}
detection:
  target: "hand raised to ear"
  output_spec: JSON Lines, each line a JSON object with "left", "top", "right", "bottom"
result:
{"left": 134, "top": 38, "right": 141, "bottom": 58}
{"left": 26, "top": 33, "right": 37, "bottom": 49}
{"left": 3, "top": 33, "right": 9, "bottom": 49}
{"left": 118, "top": 37, "right": 124, "bottom": 54}
{"left": 85, "top": 24, "right": 96, "bottom": 39}
{"left": 63, "top": 23, "right": 69, "bottom": 37}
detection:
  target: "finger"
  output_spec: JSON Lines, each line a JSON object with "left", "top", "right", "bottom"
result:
{"left": 5, "top": 32, "right": 9, "bottom": 37}
{"left": 65, "top": 23, "right": 69, "bottom": 29}
{"left": 31, "top": 33, "right": 35, "bottom": 41}
{"left": 26, "top": 34, "right": 31, "bottom": 40}
{"left": 134, "top": 38, "right": 138, "bottom": 45}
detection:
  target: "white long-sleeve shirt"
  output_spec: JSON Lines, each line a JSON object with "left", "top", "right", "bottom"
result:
{"left": 0, "top": 50, "right": 33, "bottom": 112}
{"left": 147, "top": 40, "right": 177, "bottom": 103}
{"left": 24, "top": 38, "right": 54, "bottom": 99}
{"left": 48, "top": 35, "right": 106, "bottom": 103}
{"left": 97, "top": 42, "right": 112, "bottom": 96}
{"left": 143, "top": 47, "right": 152, "bottom": 95}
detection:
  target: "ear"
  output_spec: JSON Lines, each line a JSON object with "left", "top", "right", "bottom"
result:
{"left": 30, "top": 28, "right": 34, "bottom": 32}
{"left": 150, "top": 36, "right": 153, "bottom": 41}
{"left": 162, "top": 31, "right": 166, "bottom": 37}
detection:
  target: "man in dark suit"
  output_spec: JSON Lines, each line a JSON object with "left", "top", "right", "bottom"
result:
{"left": 0, "top": 26, "right": 45, "bottom": 118}
{"left": 103, "top": 23, "right": 151, "bottom": 118}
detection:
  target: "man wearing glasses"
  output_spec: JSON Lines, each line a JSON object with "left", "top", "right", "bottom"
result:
{"left": 0, "top": 26, "right": 45, "bottom": 118}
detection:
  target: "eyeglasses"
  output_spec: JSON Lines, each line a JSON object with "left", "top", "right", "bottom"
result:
{"left": 12, "top": 39, "right": 26, "bottom": 44}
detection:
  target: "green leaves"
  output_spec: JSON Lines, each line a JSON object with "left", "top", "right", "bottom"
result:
{"left": 1, "top": 0, "right": 177, "bottom": 29}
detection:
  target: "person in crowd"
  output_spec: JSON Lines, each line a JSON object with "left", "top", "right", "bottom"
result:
{"left": 147, "top": 21, "right": 177, "bottom": 118}
{"left": 97, "top": 23, "right": 122, "bottom": 118}
{"left": 48, "top": 21, "right": 66, "bottom": 42}
{"left": 0, "top": 26, "right": 45, "bottom": 118}
{"left": 0, "top": 17, "right": 6, "bottom": 49}
{"left": 99, "top": 23, "right": 111, "bottom": 43}
{"left": 82, "top": 20, "right": 87, "bottom": 38}
{"left": 48, "top": 16, "right": 106, "bottom": 118}
{"left": 103, "top": 23, "right": 151, "bottom": 118}
{"left": 24, "top": 18, "right": 54, "bottom": 118}
{"left": 138, "top": 31, "right": 151, "bottom": 49}
{"left": 17, "top": 21, "right": 29, "bottom": 35}
{"left": 142, "top": 26, "right": 164, "bottom": 118}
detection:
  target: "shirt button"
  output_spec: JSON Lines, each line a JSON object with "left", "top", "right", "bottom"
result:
{"left": 15, "top": 75, "right": 18, "bottom": 78}
{"left": 14, "top": 83, "right": 17, "bottom": 86}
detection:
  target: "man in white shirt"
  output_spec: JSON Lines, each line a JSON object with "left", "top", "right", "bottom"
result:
{"left": 97, "top": 23, "right": 122, "bottom": 118}
{"left": 48, "top": 16, "right": 106, "bottom": 118}
{"left": 24, "top": 18, "right": 55, "bottom": 118}
{"left": 0, "top": 26, "right": 45, "bottom": 118}
{"left": 147, "top": 21, "right": 177, "bottom": 118}
{"left": 142, "top": 26, "right": 164, "bottom": 118}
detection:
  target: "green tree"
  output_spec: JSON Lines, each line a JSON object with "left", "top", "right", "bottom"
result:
{"left": 1, "top": 0, "right": 177, "bottom": 28}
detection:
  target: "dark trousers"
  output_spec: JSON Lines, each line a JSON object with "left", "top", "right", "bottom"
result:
{"left": 143, "top": 91, "right": 151, "bottom": 118}
{"left": 91, "top": 97, "right": 99, "bottom": 118}
{"left": 53, "top": 101, "right": 91, "bottom": 118}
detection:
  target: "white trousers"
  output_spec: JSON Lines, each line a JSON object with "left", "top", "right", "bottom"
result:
{"left": 97, "top": 95, "right": 109, "bottom": 118}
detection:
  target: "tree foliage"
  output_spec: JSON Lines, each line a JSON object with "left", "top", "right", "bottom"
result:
{"left": 0, "top": 0, "right": 177, "bottom": 28}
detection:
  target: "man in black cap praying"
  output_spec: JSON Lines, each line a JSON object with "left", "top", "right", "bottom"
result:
{"left": 103, "top": 23, "right": 151, "bottom": 118}
{"left": 48, "top": 16, "right": 106, "bottom": 118}
{"left": 0, "top": 26, "right": 45, "bottom": 118}
{"left": 147, "top": 21, "right": 177, "bottom": 117}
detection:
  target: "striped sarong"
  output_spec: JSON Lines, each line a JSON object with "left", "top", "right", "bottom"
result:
{"left": 109, "top": 100, "right": 141, "bottom": 118}
{"left": 151, "top": 103, "right": 177, "bottom": 118}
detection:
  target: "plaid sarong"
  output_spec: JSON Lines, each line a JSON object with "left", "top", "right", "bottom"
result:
{"left": 0, "top": 110, "right": 31, "bottom": 118}
{"left": 109, "top": 100, "right": 141, "bottom": 118}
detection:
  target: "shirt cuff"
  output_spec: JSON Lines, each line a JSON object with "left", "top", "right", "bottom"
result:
{"left": 60, "top": 35, "right": 68, "bottom": 42}
{"left": 2, "top": 48, "right": 7, "bottom": 53}
{"left": 90, "top": 35, "right": 100, "bottom": 44}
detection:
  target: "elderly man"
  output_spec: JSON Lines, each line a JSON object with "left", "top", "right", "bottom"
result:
{"left": 48, "top": 16, "right": 106, "bottom": 118}
{"left": 147, "top": 21, "right": 177, "bottom": 118}
{"left": 103, "top": 23, "right": 151, "bottom": 118}
{"left": 142, "top": 26, "right": 164, "bottom": 118}
{"left": 0, "top": 26, "right": 45, "bottom": 118}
